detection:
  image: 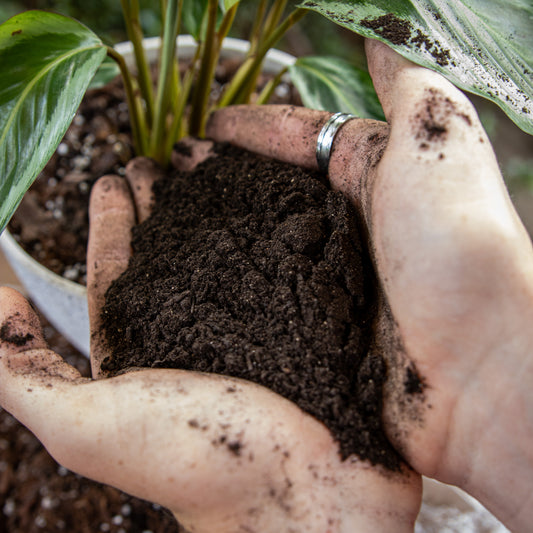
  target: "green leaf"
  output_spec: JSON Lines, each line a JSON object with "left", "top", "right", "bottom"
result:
{"left": 89, "top": 56, "right": 120, "bottom": 89}
{"left": 182, "top": 0, "right": 230, "bottom": 40}
{"left": 0, "top": 11, "right": 106, "bottom": 234}
{"left": 289, "top": 56, "right": 385, "bottom": 120}
{"left": 298, "top": 0, "right": 533, "bottom": 135}
{"left": 182, "top": 0, "right": 209, "bottom": 40}
{"left": 220, "top": 0, "right": 240, "bottom": 11}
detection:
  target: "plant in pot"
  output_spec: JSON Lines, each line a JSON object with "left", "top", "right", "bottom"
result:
{"left": 0, "top": 1, "right": 383, "bottom": 355}
{"left": 0, "top": 0, "right": 532, "bottom": 530}
{"left": 0, "top": 1, "right": 531, "bottom": 353}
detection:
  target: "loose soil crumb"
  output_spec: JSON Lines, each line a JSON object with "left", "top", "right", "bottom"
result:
{"left": 404, "top": 363, "right": 426, "bottom": 395}
{"left": 414, "top": 88, "right": 472, "bottom": 146}
{"left": 101, "top": 143, "right": 405, "bottom": 470}
{"left": 360, "top": 13, "right": 452, "bottom": 66}
{"left": 361, "top": 13, "right": 412, "bottom": 46}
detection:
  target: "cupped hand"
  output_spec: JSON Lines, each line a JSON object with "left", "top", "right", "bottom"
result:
{"left": 0, "top": 149, "right": 420, "bottom": 530}
{"left": 207, "top": 41, "right": 533, "bottom": 530}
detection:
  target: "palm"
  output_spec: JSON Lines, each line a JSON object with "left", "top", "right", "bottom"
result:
{"left": 0, "top": 299, "right": 420, "bottom": 532}
{"left": 363, "top": 45, "right": 533, "bottom": 485}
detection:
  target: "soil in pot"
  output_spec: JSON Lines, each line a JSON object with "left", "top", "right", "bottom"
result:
{"left": 101, "top": 142, "right": 424, "bottom": 469}
{"left": 7, "top": 60, "right": 299, "bottom": 286}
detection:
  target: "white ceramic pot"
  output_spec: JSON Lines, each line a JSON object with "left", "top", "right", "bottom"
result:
{"left": 0, "top": 36, "right": 296, "bottom": 357}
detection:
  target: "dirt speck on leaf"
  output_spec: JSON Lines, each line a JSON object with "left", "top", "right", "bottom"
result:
{"left": 361, "top": 13, "right": 452, "bottom": 67}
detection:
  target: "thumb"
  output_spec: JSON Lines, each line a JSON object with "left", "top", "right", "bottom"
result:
{"left": 0, "top": 286, "right": 87, "bottom": 445}
{"left": 363, "top": 39, "right": 533, "bottom": 307}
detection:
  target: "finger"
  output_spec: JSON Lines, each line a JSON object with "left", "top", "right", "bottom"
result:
{"left": 0, "top": 287, "right": 84, "bottom": 411}
{"left": 206, "top": 105, "right": 388, "bottom": 208}
{"left": 363, "top": 39, "right": 531, "bottom": 294}
{"left": 124, "top": 157, "right": 163, "bottom": 223}
{"left": 0, "top": 286, "right": 47, "bottom": 356}
{"left": 171, "top": 137, "right": 216, "bottom": 172}
{"left": 206, "top": 105, "right": 328, "bottom": 169}
{"left": 365, "top": 39, "right": 492, "bottom": 152}
{"left": 87, "top": 176, "right": 136, "bottom": 378}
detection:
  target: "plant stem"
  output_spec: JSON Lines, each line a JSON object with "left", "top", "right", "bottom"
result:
{"left": 189, "top": 0, "right": 219, "bottom": 138}
{"left": 106, "top": 47, "right": 148, "bottom": 156}
{"left": 165, "top": 45, "right": 201, "bottom": 160}
{"left": 248, "top": 0, "right": 268, "bottom": 56}
{"left": 262, "top": 0, "right": 288, "bottom": 42}
{"left": 217, "top": 3, "right": 239, "bottom": 45}
{"left": 149, "top": 0, "right": 181, "bottom": 164}
{"left": 119, "top": 0, "right": 154, "bottom": 126}
{"left": 255, "top": 65, "right": 288, "bottom": 105}
{"left": 218, "top": 8, "right": 306, "bottom": 108}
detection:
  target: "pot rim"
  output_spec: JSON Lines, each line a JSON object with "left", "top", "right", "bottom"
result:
{"left": 0, "top": 225, "right": 86, "bottom": 294}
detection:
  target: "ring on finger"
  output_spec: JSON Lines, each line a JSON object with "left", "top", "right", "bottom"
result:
{"left": 316, "top": 112, "right": 357, "bottom": 174}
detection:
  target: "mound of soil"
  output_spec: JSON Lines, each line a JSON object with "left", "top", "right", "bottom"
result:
{"left": 101, "top": 143, "right": 404, "bottom": 470}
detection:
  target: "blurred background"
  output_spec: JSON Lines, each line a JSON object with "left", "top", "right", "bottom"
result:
{"left": 1, "top": 0, "right": 533, "bottom": 287}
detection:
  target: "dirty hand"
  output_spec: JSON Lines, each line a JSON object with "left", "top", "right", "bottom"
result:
{"left": 207, "top": 40, "right": 533, "bottom": 531}
{"left": 0, "top": 163, "right": 420, "bottom": 529}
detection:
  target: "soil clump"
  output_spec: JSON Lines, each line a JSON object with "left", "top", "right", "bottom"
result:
{"left": 101, "top": 143, "right": 404, "bottom": 470}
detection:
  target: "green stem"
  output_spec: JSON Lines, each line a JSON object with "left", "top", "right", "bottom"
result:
{"left": 119, "top": 0, "right": 154, "bottom": 126}
{"left": 262, "top": 0, "right": 288, "bottom": 42}
{"left": 149, "top": 0, "right": 181, "bottom": 163}
{"left": 217, "top": 3, "right": 239, "bottom": 45}
{"left": 248, "top": 0, "right": 268, "bottom": 56}
{"left": 107, "top": 47, "right": 148, "bottom": 155}
{"left": 255, "top": 65, "right": 288, "bottom": 105}
{"left": 189, "top": 0, "right": 219, "bottom": 138}
{"left": 218, "top": 8, "right": 306, "bottom": 107}
{"left": 164, "top": 54, "right": 197, "bottom": 159}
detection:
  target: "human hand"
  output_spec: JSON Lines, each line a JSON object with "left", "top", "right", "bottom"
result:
{"left": 0, "top": 149, "right": 421, "bottom": 531}
{"left": 206, "top": 40, "right": 533, "bottom": 531}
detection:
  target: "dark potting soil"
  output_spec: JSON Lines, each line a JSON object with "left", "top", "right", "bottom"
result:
{"left": 0, "top": 315, "right": 34, "bottom": 346}
{"left": 101, "top": 143, "right": 403, "bottom": 470}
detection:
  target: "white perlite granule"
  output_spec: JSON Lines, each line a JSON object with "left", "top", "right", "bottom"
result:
{"left": 416, "top": 479, "right": 509, "bottom": 533}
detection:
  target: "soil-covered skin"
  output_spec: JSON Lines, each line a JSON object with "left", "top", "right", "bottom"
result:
{"left": 0, "top": 314, "right": 34, "bottom": 346}
{"left": 101, "top": 143, "right": 404, "bottom": 470}
{"left": 0, "top": 314, "right": 184, "bottom": 533}
{"left": 8, "top": 61, "right": 299, "bottom": 286}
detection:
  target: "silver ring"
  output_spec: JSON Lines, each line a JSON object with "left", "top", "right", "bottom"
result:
{"left": 316, "top": 112, "right": 357, "bottom": 173}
